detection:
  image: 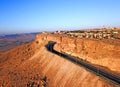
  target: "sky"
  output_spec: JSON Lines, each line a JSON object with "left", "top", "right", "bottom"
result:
{"left": 0, "top": 0, "right": 120, "bottom": 34}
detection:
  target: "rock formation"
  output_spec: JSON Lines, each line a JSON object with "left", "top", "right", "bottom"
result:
{"left": 0, "top": 32, "right": 119, "bottom": 87}
{"left": 36, "top": 33, "right": 120, "bottom": 73}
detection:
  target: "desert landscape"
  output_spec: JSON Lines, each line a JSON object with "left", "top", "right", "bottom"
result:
{"left": 0, "top": 33, "right": 38, "bottom": 52}
{"left": 0, "top": 0, "right": 120, "bottom": 86}
{"left": 0, "top": 28, "right": 120, "bottom": 87}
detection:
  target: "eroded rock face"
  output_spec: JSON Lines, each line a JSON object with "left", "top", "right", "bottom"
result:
{"left": 36, "top": 33, "right": 120, "bottom": 73}
{"left": 0, "top": 32, "right": 119, "bottom": 87}
{"left": 30, "top": 46, "right": 117, "bottom": 87}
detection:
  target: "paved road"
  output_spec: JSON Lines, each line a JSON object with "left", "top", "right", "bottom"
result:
{"left": 45, "top": 41, "right": 120, "bottom": 85}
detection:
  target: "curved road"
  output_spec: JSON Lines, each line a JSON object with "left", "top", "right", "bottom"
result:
{"left": 45, "top": 41, "right": 120, "bottom": 85}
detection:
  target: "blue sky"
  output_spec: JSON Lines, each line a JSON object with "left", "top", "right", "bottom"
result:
{"left": 0, "top": 0, "right": 120, "bottom": 34}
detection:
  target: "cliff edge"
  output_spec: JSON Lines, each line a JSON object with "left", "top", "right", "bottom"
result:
{"left": 36, "top": 33, "right": 120, "bottom": 73}
{"left": 0, "top": 32, "right": 119, "bottom": 87}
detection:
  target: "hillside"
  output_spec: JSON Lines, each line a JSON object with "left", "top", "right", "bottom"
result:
{"left": 36, "top": 31, "right": 120, "bottom": 73}
{"left": 0, "top": 31, "right": 120, "bottom": 87}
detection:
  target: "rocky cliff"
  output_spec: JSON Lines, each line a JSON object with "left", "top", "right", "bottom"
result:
{"left": 36, "top": 33, "right": 120, "bottom": 73}
{"left": 0, "top": 33, "right": 119, "bottom": 87}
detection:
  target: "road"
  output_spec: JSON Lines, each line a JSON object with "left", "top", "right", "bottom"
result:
{"left": 45, "top": 41, "right": 120, "bottom": 85}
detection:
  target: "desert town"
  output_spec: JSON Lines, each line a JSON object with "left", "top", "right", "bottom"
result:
{"left": 55, "top": 28, "right": 120, "bottom": 39}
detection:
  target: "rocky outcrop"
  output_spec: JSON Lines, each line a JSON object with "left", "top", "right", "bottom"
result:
{"left": 0, "top": 32, "right": 119, "bottom": 87}
{"left": 36, "top": 33, "right": 120, "bottom": 73}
